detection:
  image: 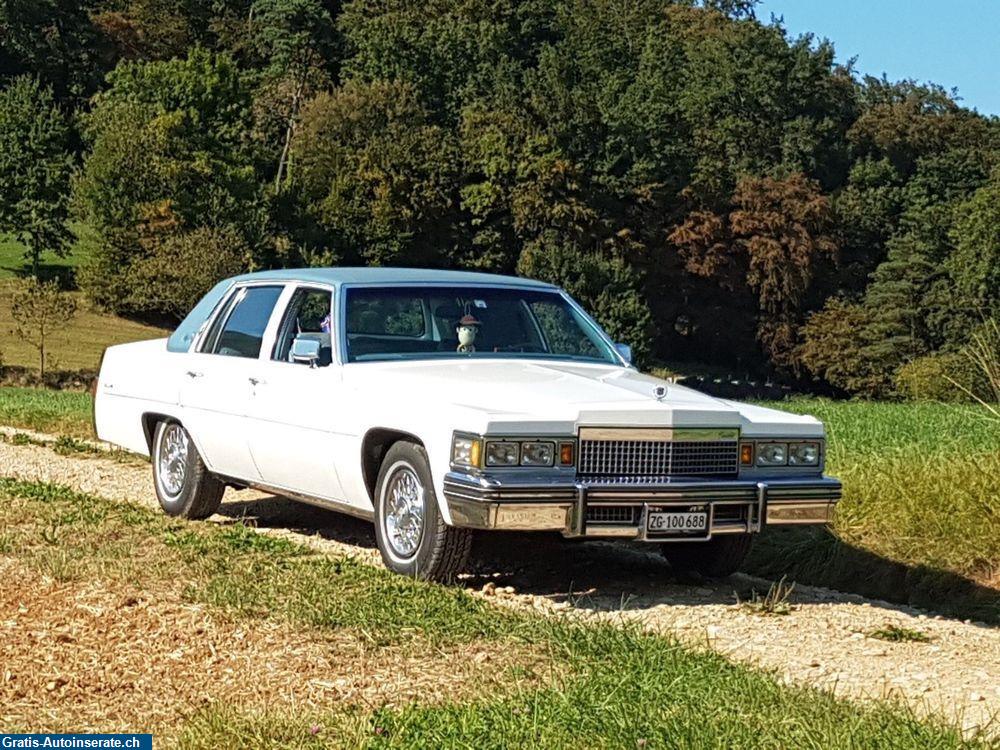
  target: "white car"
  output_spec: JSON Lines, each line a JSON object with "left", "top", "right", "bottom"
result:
{"left": 95, "top": 268, "right": 840, "bottom": 581}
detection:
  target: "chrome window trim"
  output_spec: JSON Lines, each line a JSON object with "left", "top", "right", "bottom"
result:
{"left": 194, "top": 279, "right": 288, "bottom": 355}
{"left": 268, "top": 282, "right": 340, "bottom": 366}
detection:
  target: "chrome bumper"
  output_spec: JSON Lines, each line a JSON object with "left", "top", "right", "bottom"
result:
{"left": 443, "top": 472, "right": 841, "bottom": 542}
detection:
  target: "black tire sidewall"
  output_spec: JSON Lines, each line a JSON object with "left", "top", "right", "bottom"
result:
{"left": 374, "top": 442, "right": 445, "bottom": 578}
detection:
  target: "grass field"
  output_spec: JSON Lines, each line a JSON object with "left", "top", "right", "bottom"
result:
{"left": 0, "top": 232, "right": 169, "bottom": 374}
{"left": 746, "top": 400, "right": 1000, "bottom": 621}
{"left": 0, "top": 280, "right": 169, "bottom": 373}
{"left": 0, "top": 229, "right": 93, "bottom": 282}
{"left": 0, "top": 477, "right": 978, "bottom": 747}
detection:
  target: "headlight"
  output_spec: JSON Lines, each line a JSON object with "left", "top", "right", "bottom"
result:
{"left": 756, "top": 442, "right": 788, "bottom": 466}
{"left": 485, "top": 441, "right": 519, "bottom": 466}
{"left": 520, "top": 441, "right": 554, "bottom": 466}
{"left": 451, "top": 435, "right": 481, "bottom": 468}
{"left": 789, "top": 442, "right": 820, "bottom": 466}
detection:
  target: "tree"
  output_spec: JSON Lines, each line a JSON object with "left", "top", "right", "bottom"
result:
{"left": 10, "top": 278, "right": 77, "bottom": 379}
{"left": 0, "top": 76, "right": 74, "bottom": 277}
{"left": 74, "top": 49, "right": 264, "bottom": 313}
{"left": 292, "top": 79, "right": 461, "bottom": 267}
{"left": 249, "top": 0, "right": 339, "bottom": 192}
{"left": 670, "top": 174, "right": 836, "bottom": 368}
{"left": 949, "top": 176, "right": 1000, "bottom": 311}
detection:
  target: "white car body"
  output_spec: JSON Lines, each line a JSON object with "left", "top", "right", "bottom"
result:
{"left": 95, "top": 268, "right": 840, "bottom": 544}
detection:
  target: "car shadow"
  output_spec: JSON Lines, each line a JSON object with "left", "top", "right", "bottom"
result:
{"left": 212, "top": 489, "right": 998, "bottom": 619}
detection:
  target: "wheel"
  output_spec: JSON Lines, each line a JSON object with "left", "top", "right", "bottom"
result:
{"left": 659, "top": 534, "right": 753, "bottom": 577}
{"left": 152, "top": 420, "right": 224, "bottom": 519}
{"left": 373, "top": 441, "right": 471, "bottom": 582}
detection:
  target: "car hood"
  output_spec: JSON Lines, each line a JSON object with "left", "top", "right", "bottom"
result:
{"left": 344, "top": 359, "right": 823, "bottom": 437}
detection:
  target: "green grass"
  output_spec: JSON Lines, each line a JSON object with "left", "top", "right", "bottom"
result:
{"left": 747, "top": 399, "right": 1000, "bottom": 621}
{"left": 0, "top": 228, "right": 92, "bottom": 281}
{"left": 869, "top": 625, "right": 932, "bottom": 643}
{"left": 0, "top": 387, "right": 95, "bottom": 437}
{"left": 0, "top": 279, "right": 170, "bottom": 373}
{"left": 0, "top": 476, "right": 979, "bottom": 749}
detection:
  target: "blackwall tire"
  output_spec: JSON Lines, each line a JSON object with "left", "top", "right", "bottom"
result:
{"left": 373, "top": 441, "right": 471, "bottom": 582}
{"left": 152, "top": 421, "right": 224, "bottom": 520}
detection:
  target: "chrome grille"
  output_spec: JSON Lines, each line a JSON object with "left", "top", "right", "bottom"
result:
{"left": 578, "top": 437, "right": 738, "bottom": 477}
{"left": 586, "top": 505, "right": 639, "bottom": 525}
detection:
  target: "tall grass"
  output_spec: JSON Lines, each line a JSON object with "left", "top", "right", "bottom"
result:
{"left": 750, "top": 399, "right": 1000, "bottom": 620}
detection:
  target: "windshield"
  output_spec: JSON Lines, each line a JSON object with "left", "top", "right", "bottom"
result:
{"left": 344, "top": 285, "right": 618, "bottom": 364}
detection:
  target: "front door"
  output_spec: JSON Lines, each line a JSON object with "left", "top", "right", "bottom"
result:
{"left": 244, "top": 286, "right": 349, "bottom": 501}
{"left": 178, "top": 284, "right": 285, "bottom": 480}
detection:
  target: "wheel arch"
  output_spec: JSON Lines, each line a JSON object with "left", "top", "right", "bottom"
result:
{"left": 360, "top": 427, "right": 426, "bottom": 503}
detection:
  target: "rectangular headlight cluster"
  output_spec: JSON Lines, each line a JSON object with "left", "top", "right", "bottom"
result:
{"left": 452, "top": 434, "right": 574, "bottom": 469}
{"left": 747, "top": 441, "right": 821, "bottom": 467}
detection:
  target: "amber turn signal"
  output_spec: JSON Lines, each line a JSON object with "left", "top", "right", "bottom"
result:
{"left": 740, "top": 442, "right": 754, "bottom": 466}
{"left": 559, "top": 442, "right": 575, "bottom": 466}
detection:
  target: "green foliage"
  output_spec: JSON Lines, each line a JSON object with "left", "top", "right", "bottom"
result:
{"left": 126, "top": 226, "right": 250, "bottom": 318}
{"left": 895, "top": 353, "right": 976, "bottom": 403}
{"left": 293, "top": 79, "right": 461, "bottom": 267}
{"left": 0, "top": 76, "right": 74, "bottom": 275}
{"left": 9, "top": 278, "right": 78, "bottom": 377}
{"left": 1, "top": 0, "right": 997, "bottom": 391}
{"left": 74, "top": 49, "right": 263, "bottom": 314}
{"left": 949, "top": 176, "right": 1000, "bottom": 309}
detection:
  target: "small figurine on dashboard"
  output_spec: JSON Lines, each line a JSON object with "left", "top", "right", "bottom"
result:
{"left": 456, "top": 314, "right": 481, "bottom": 353}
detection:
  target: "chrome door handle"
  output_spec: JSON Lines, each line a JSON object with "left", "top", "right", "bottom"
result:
{"left": 186, "top": 370, "right": 203, "bottom": 379}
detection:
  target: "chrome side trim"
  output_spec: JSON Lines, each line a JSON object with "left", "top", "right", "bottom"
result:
{"left": 232, "top": 478, "right": 375, "bottom": 522}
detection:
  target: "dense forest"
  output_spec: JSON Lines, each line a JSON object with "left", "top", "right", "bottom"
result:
{"left": 1, "top": 0, "right": 998, "bottom": 397}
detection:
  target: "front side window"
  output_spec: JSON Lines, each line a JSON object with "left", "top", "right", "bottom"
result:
{"left": 344, "top": 286, "right": 617, "bottom": 364}
{"left": 272, "top": 287, "right": 334, "bottom": 366}
{"left": 204, "top": 285, "right": 283, "bottom": 358}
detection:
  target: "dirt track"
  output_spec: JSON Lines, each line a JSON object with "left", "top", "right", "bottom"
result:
{"left": 1, "top": 427, "right": 997, "bottom": 737}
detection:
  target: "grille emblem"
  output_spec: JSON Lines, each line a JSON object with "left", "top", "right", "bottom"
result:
{"left": 653, "top": 385, "right": 668, "bottom": 401}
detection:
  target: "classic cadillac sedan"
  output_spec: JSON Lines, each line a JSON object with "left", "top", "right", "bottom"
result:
{"left": 95, "top": 268, "right": 841, "bottom": 581}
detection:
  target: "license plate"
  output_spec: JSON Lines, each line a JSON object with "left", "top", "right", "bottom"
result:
{"left": 647, "top": 511, "right": 708, "bottom": 533}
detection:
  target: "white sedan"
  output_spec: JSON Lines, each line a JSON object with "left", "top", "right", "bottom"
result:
{"left": 95, "top": 268, "right": 840, "bottom": 581}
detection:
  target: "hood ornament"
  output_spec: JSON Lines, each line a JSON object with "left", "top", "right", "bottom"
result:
{"left": 653, "top": 385, "right": 668, "bottom": 401}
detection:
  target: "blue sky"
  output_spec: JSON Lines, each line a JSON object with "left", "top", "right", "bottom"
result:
{"left": 756, "top": 0, "right": 1000, "bottom": 115}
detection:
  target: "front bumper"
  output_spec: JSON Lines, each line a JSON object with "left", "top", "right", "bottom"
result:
{"left": 443, "top": 472, "right": 841, "bottom": 542}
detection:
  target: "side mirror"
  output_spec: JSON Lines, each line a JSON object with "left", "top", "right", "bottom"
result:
{"left": 614, "top": 342, "right": 632, "bottom": 365}
{"left": 290, "top": 337, "right": 322, "bottom": 367}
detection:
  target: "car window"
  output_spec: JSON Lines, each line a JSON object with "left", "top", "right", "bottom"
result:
{"left": 347, "top": 295, "right": 425, "bottom": 337}
{"left": 208, "top": 285, "right": 283, "bottom": 358}
{"left": 272, "top": 287, "right": 334, "bottom": 366}
{"left": 344, "top": 286, "right": 617, "bottom": 363}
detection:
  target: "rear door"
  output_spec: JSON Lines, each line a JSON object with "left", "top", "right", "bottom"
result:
{"left": 179, "top": 283, "right": 285, "bottom": 480}
{"left": 244, "top": 284, "right": 349, "bottom": 501}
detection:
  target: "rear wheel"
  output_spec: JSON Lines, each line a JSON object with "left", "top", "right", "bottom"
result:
{"left": 152, "top": 421, "right": 224, "bottom": 519}
{"left": 374, "top": 441, "right": 471, "bottom": 582}
{"left": 659, "top": 534, "right": 753, "bottom": 578}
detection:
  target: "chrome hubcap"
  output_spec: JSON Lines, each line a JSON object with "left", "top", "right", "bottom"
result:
{"left": 384, "top": 466, "right": 424, "bottom": 558}
{"left": 158, "top": 424, "right": 189, "bottom": 497}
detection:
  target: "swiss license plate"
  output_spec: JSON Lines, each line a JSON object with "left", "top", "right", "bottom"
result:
{"left": 647, "top": 511, "right": 708, "bottom": 534}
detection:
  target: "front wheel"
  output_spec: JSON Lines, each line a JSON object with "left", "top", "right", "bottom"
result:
{"left": 373, "top": 441, "right": 471, "bottom": 582}
{"left": 152, "top": 421, "right": 224, "bottom": 519}
{"left": 659, "top": 534, "right": 753, "bottom": 578}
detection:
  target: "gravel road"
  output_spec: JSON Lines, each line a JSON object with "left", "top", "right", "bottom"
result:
{"left": 1, "top": 427, "right": 997, "bottom": 737}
